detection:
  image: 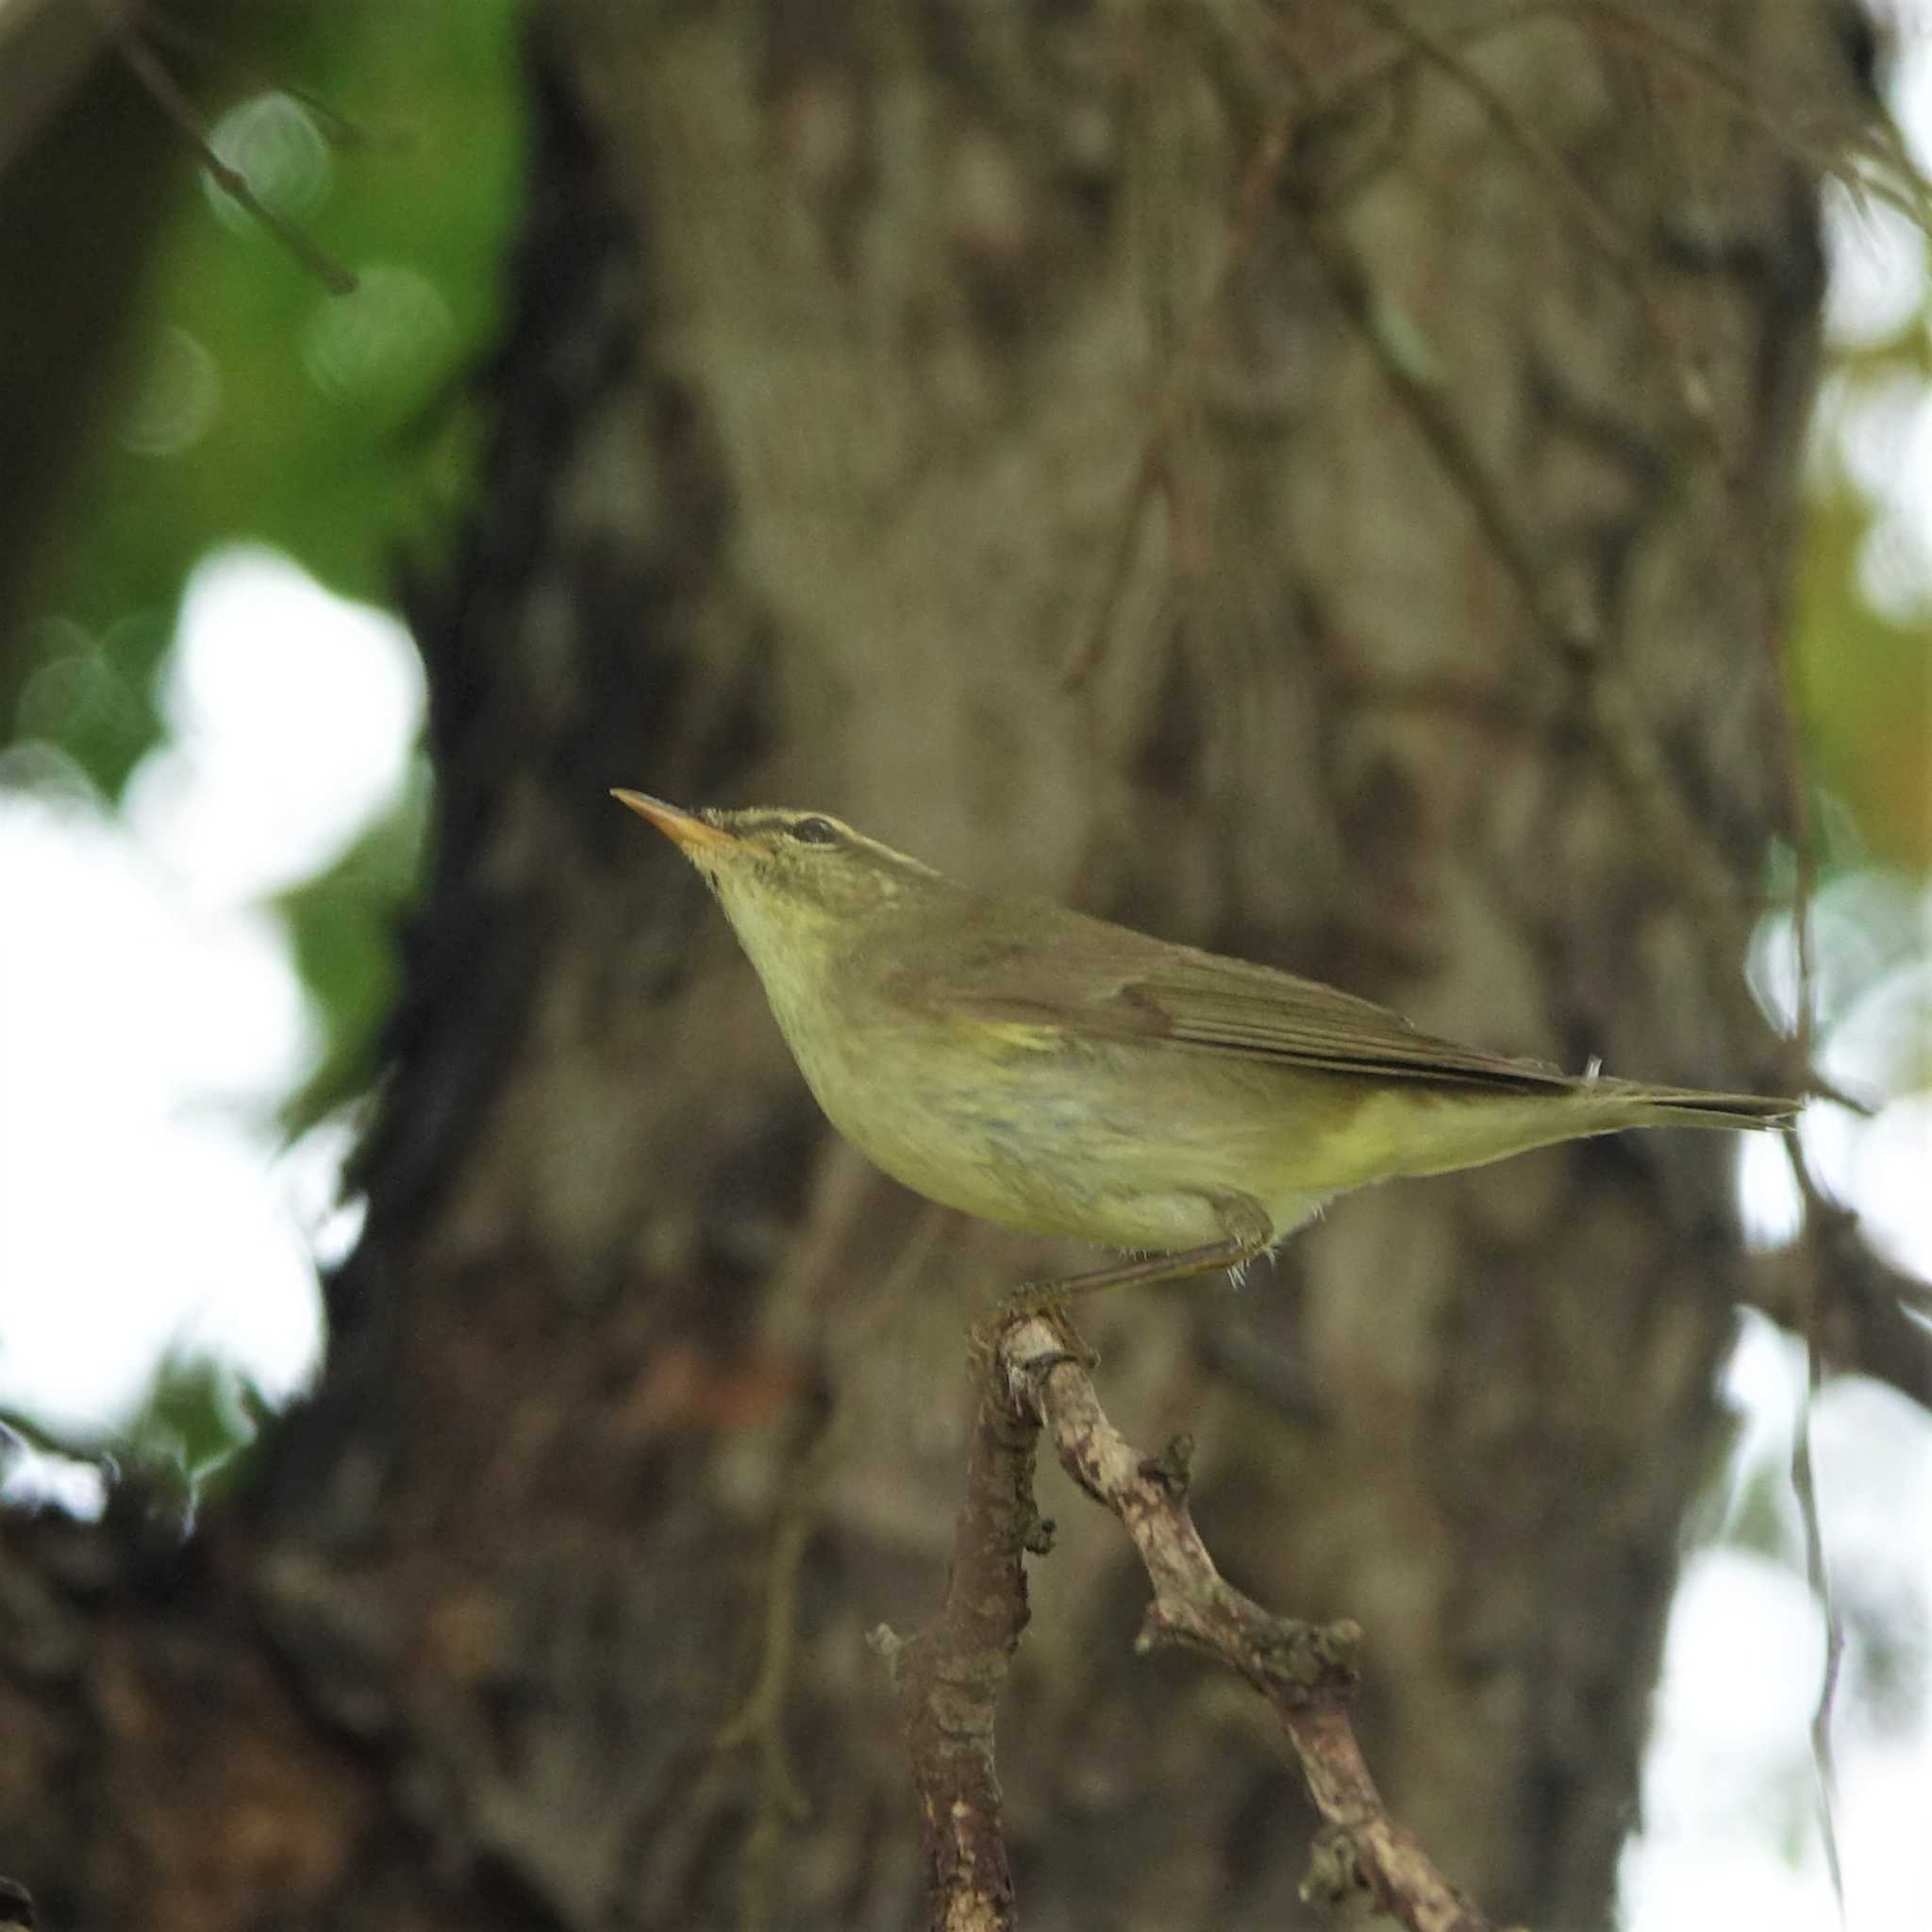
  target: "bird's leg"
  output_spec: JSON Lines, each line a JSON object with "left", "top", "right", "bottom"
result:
{"left": 974, "top": 1195, "right": 1274, "bottom": 1364}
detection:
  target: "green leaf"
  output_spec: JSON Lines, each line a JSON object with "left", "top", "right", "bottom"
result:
{"left": 275, "top": 758, "right": 431, "bottom": 1136}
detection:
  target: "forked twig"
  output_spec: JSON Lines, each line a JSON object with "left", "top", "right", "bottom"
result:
{"left": 889, "top": 1314, "right": 1497, "bottom": 1932}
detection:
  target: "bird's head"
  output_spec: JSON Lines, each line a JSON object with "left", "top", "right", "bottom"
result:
{"left": 611, "top": 791, "right": 944, "bottom": 978}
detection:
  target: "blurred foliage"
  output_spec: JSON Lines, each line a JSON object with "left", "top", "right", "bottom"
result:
{"left": 3, "top": 0, "right": 521, "bottom": 1168}
{"left": 1791, "top": 479, "right": 1932, "bottom": 874}
{"left": 275, "top": 752, "right": 432, "bottom": 1134}
{"left": 1, "top": 1352, "right": 268, "bottom": 1519}
{"left": 1789, "top": 204, "right": 1932, "bottom": 879}
{"left": 117, "top": 1349, "right": 273, "bottom": 1504}
{"left": 1774, "top": 200, "right": 1932, "bottom": 1117}
{"left": 11, "top": 0, "right": 522, "bottom": 795}
{"left": 1759, "top": 808, "right": 1929, "bottom": 1050}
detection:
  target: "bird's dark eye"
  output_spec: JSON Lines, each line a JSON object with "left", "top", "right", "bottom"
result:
{"left": 788, "top": 816, "right": 841, "bottom": 846}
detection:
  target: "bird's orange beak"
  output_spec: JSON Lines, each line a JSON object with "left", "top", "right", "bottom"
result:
{"left": 610, "top": 790, "right": 741, "bottom": 854}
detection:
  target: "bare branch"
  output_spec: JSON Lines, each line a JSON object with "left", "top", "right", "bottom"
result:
{"left": 1744, "top": 1202, "right": 1932, "bottom": 1414}
{"left": 885, "top": 1354, "right": 1045, "bottom": 1932}
{"left": 992, "top": 1315, "right": 1499, "bottom": 1932}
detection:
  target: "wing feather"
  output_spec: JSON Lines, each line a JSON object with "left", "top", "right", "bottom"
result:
{"left": 887, "top": 904, "right": 1574, "bottom": 1094}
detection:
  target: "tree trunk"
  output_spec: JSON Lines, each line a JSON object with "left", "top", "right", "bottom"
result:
{"left": 3, "top": 5, "right": 1859, "bottom": 1927}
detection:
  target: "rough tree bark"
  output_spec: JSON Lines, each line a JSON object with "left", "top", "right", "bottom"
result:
{"left": 2, "top": 4, "right": 1872, "bottom": 1928}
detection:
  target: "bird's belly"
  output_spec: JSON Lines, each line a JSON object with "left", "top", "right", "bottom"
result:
{"left": 795, "top": 1025, "right": 1324, "bottom": 1252}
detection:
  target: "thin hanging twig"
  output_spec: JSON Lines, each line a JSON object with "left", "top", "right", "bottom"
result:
{"left": 87, "top": 0, "right": 358, "bottom": 294}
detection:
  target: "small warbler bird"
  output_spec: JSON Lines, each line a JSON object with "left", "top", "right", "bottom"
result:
{"left": 614, "top": 791, "right": 1797, "bottom": 1304}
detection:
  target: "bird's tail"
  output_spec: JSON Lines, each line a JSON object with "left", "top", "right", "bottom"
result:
{"left": 1622, "top": 1085, "right": 1801, "bottom": 1132}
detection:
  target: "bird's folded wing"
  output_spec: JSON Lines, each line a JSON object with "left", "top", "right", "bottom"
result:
{"left": 1111, "top": 960, "right": 1574, "bottom": 1089}
{"left": 908, "top": 918, "right": 1576, "bottom": 1092}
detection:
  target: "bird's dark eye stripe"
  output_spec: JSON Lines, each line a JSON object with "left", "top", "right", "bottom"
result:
{"left": 788, "top": 816, "right": 841, "bottom": 846}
